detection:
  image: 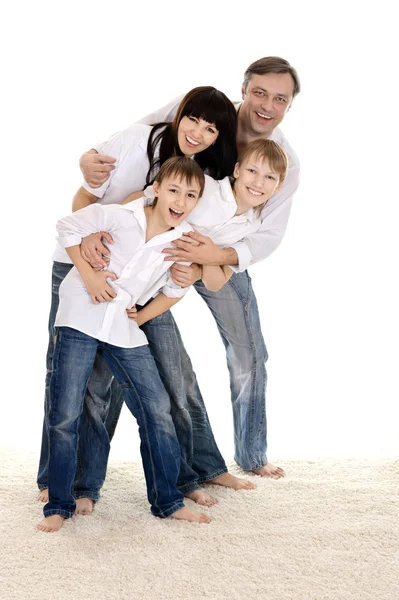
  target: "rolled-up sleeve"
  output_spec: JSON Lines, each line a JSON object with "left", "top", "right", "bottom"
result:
{"left": 161, "top": 276, "right": 190, "bottom": 299}
{"left": 56, "top": 204, "right": 121, "bottom": 249}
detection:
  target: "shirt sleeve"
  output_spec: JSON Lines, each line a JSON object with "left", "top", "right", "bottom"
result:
{"left": 136, "top": 95, "right": 184, "bottom": 125}
{"left": 161, "top": 276, "right": 190, "bottom": 299}
{"left": 228, "top": 163, "right": 300, "bottom": 273}
{"left": 56, "top": 204, "right": 124, "bottom": 249}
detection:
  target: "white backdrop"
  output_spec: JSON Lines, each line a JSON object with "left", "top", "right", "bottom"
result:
{"left": 2, "top": 1, "right": 398, "bottom": 463}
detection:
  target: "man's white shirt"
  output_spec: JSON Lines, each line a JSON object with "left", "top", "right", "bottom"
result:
{"left": 137, "top": 95, "right": 300, "bottom": 272}
{"left": 55, "top": 199, "right": 191, "bottom": 348}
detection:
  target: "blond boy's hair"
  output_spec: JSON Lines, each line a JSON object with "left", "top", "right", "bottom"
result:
{"left": 237, "top": 139, "right": 289, "bottom": 216}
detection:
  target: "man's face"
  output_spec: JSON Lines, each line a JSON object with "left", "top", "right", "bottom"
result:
{"left": 240, "top": 73, "right": 295, "bottom": 138}
{"left": 152, "top": 175, "right": 201, "bottom": 228}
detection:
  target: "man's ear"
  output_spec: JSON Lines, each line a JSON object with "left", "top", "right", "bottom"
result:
{"left": 241, "top": 85, "right": 246, "bottom": 101}
{"left": 233, "top": 162, "right": 240, "bottom": 178}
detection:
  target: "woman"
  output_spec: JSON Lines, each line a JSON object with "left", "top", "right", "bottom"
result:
{"left": 37, "top": 87, "right": 239, "bottom": 511}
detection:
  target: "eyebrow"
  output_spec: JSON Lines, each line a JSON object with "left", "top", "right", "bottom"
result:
{"left": 254, "top": 87, "right": 289, "bottom": 99}
{"left": 246, "top": 162, "right": 277, "bottom": 174}
{"left": 168, "top": 182, "right": 200, "bottom": 193}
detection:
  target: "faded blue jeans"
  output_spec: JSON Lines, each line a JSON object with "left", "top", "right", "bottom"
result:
{"left": 38, "top": 262, "right": 226, "bottom": 497}
{"left": 44, "top": 327, "right": 184, "bottom": 519}
{"left": 107, "top": 271, "right": 268, "bottom": 471}
{"left": 37, "top": 262, "right": 123, "bottom": 499}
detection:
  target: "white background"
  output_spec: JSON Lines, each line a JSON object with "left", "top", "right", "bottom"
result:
{"left": 1, "top": 1, "right": 398, "bottom": 463}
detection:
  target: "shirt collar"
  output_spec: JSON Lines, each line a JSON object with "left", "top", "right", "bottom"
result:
{"left": 121, "top": 197, "right": 192, "bottom": 247}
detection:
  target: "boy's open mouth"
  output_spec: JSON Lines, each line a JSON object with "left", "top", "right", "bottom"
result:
{"left": 169, "top": 207, "right": 184, "bottom": 220}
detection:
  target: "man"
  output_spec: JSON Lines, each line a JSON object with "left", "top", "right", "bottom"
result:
{"left": 80, "top": 56, "right": 301, "bottom": 479}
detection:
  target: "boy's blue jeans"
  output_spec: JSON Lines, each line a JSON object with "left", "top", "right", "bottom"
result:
{"left": 44, "top": 326, "right": 184, "bottom": 519}
{"left": 38, "top": 262, "right": 268, "bottom": 499}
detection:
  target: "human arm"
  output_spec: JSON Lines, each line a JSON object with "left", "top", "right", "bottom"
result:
{"left": 72, "top": 186, "right": 99, "bottom": 212}
{"left": 65, "top": 245, "right": 117, "bottom": 304}
{"left": 122, "top": 190, "right": 145, "bottom": 205}
{"left": 201, "top": 265, "right": 233, "bottom": 292}
{"left": 163, "top": 231, "right": 239, "bottom": 266}
{"left": 127, "top": 294, "right": 182, "bottom": 326}
{"left": 79, "top": 150, "right": 116, "bottom": 188}
{"left": 135, "top": 95, "right": 183, "bottom": 125}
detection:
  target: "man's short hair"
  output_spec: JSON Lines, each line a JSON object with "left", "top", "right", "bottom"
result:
{"left": 155, "top": 156, "right": 205, "bottom": 197}
{"left": 243, "top": 56, "right": 301, "bottom": 97}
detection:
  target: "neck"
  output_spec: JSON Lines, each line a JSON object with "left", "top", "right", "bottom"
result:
{"left": 232, "top": 185, "right": 250, "bottom": 216}
{"left": 144, "top": 206, "right": 172, "bottom": 242}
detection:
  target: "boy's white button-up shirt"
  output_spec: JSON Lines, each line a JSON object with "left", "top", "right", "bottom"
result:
{"left": 178, "top": 175, "right": 261, "bottom": 248}
{"left": 55, "top": 199, "right": 192, "bottom": 348}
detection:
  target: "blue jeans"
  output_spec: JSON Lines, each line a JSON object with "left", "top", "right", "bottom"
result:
{"left": 107, "top": 271, "right": 268, "bottom": 471}
{"left": 44, "top": 327, "right": 184, "bottom": 519}
{"left": 37, "top": 262, "right": 122, "bottom": 499}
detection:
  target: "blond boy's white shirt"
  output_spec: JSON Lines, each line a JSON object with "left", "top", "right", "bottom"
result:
{"left": 137, "top": 95, "right": 300, "bottom": 272}
{"left": 55, "top": 198, "right": 192, "bottom": 349}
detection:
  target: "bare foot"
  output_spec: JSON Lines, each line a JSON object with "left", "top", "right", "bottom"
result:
{"left": 74, "top": 498, "right": 94, "bottom": 515}
{"left": 253, "top": 463, "right": 285, "bottom": 479}
{"left": 206, "top": 473, "right": 256, "bottom": 490}
{"left": 37, "top": 488, "right": 48, "bottom": 503}
{"left": 171, "top": 507, "right": 211, "bottom": 524}
{"left": 185, "top": 489, "right": 218, "bottom": 507}
{"left": 37, "top": 515, "right": 65, "bottom": 533}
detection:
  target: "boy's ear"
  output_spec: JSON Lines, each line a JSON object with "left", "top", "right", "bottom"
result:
{"left": 152, "top": 181, "right": 159, "bottom": 196}
{"left": 233, "top": 162, "right": 240, "bottom": 178}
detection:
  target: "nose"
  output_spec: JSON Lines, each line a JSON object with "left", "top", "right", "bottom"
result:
{"left": 189, "top": 123, "right": 202, "bottom": 141}
{"left": 261, "top": 96, "right": 274, "bottom": 113}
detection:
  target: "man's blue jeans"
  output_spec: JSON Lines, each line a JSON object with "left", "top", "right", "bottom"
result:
{"left": 44, "top": 326, "right": 184, "bottom": 519}
{"left": 107, "top": 271, "right": 268, "bottom": 471}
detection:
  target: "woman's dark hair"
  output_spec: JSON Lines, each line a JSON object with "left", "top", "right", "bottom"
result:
{"left": 145, "top": 86, "right": 237, "bottom": 186}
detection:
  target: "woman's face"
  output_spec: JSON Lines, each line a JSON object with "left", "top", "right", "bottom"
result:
{"left": 177, "top": 115, "right": 219, "bottom": 156}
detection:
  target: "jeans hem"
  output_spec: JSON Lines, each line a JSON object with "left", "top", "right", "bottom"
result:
{"left": 74, "top": 490, "right": 100, "bottom": 501}
{"left": 37, "top": 484, "right": 48, "bottom": 491}
{"left": 177, "top": 481, "right": 201, "bottom": 494}
{"left": 43, "top": 508, "right": 73, "bottom": 519}
{"left": 198, "top": 467, "right": 228, "bottom": 484}
{"left": 235, "top": 457, "right": 267, "bottom": 471}
{"left": 152, "top": 501, "right": 185, "bottom": 518}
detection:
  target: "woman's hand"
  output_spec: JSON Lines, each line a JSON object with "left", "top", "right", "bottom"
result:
{"left": 81, "top": 232, "right": 114, "bottom": 269}
{"left": 126, "top": 305, "right": 138, "bottom": 322}
{"left": 79, "top": 150, "right": 116, "bottom": 188}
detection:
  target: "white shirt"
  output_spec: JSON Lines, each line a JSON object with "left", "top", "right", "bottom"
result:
{"left": 55, "top": 199, "right": 192, "bottom": 348}
{"left": 138, "top": 95, "right": 300, "bottom": 272}
{"left": 186, "top": 176, "right": 261, "bottom": 247}
{"left": 52, "top": 123, "right": 155, "bottom": 263}
{"left": 142, "top": 175, "right": 262, "bottom": 248}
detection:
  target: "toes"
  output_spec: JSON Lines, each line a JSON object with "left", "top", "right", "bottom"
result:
{"left": 199, "top": 514, "right": 211, "bottom": 524}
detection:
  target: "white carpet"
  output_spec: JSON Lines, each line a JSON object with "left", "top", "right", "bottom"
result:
{"left": 1, "top": 450, "right": 398, "bottom": 600}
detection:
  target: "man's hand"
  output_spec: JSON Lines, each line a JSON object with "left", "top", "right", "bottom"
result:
{"left": 81, "top": 232, "right": 114, "bottom": 269}
{"left": 163, "top": 231, "right": 225, "bottom": 266}
{"left": 170, "top": 263, "right": 202, "bottom": 287}
{"left": 79, "top": 150, "right": 116, "bottom": 188}
{"left": 83, "top": 270, "right": 118, "bottom": 304}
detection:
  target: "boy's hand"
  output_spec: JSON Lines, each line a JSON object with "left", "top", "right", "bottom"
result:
{"left": 81, "top": 232, "right": 114, "bottom": 269}
{"left": 84, "top": 270, "right": 118, "bottom": 304}
{"left": 170, "top": 263, "right": 202, "bottom": 287}
{"left": 79, "top": 150, "right": 116, "bottom": 187}
{"left": 126, "top": 305, "right": 139, "bottom": 323}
